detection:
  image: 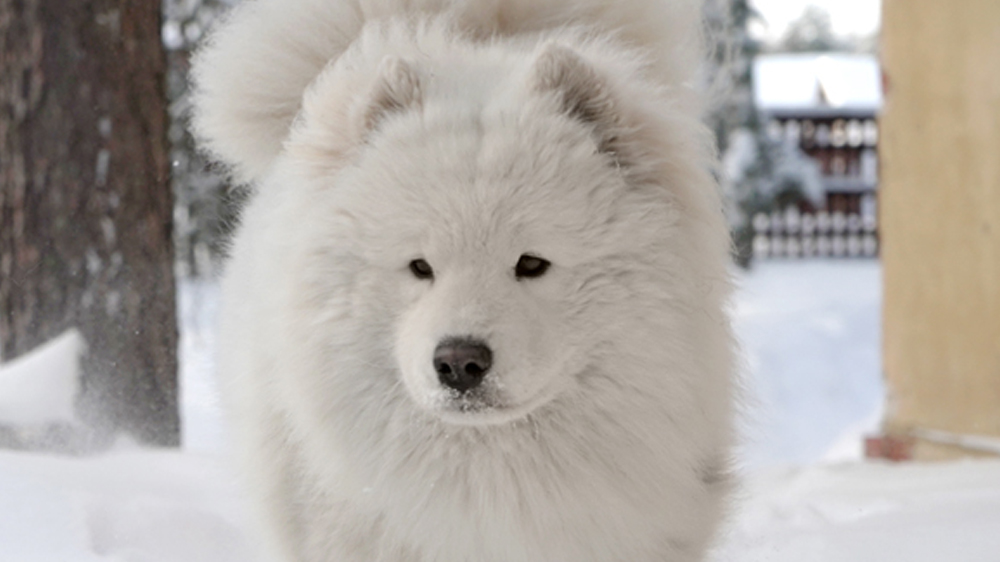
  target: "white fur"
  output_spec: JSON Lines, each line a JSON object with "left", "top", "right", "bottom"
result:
{"left": 193, "top": 1, "right": 736, "bottom": 561}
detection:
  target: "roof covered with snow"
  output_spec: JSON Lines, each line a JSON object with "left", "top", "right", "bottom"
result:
{"left": 754, "top": 53, "right": 882, "bottom": 113}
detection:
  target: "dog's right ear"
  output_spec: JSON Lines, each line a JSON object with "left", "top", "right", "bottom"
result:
{"left": 286, "top": 54, "right": 425, "bottom": 171}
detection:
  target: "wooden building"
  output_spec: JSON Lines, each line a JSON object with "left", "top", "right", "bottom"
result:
{"left": 751, "top": 54, "right": 882, "bottom": 259}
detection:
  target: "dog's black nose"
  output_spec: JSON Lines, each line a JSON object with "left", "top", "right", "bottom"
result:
{"left": 434, "top": 338, "right": 492, "bottom": 392}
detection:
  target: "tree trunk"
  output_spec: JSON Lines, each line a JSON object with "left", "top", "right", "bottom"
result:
{"left": 0, "top": 0, "right": 179, "bottom": 446}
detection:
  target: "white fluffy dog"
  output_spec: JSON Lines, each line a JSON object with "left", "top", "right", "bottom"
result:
{"left": 192, "top": 1, "right": 736, "bottom": 560}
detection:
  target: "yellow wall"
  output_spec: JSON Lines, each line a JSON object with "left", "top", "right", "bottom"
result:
{"left": 881, "top": 0, "right": 1000, "bottom": 458}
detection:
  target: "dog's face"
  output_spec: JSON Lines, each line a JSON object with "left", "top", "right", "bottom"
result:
{"left": 370, "top": 112, "right": 629, "bottom": 425}
{"left": 286, "top": 45, "right": 677, "bottom": 426}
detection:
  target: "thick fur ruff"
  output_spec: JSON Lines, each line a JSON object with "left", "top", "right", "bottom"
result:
{"left": 192, "top": 1, "right": 736, "bottom": 561}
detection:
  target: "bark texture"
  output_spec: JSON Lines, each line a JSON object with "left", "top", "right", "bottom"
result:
{"left": 0, "top": 0, "right": 179, "bottom": 446}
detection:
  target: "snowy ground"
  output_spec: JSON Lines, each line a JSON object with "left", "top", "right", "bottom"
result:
{"left": 733, "top": 261, "right": 884, "bottom": 469}
{"left": 2, "top": 261, "right": 1000, "bottom": 561}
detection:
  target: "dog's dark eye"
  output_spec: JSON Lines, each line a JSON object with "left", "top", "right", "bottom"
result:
{"left": 409, "top": 259, "right": 434, "bottom": 280}
{"left": 515, "top": 255, "right": 551, "bottom": 279}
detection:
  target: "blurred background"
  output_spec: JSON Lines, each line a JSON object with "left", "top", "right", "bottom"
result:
{"left": 1, "top": 0, "right": 998, "bottom": 561}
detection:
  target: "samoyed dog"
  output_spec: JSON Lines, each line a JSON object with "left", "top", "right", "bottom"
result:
{"left": 192, "top": 0, "right": 736, "bottom": 560}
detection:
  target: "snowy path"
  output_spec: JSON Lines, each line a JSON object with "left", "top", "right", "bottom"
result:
{"left": 2, "top": 262, "right": 999, "bottom": 562}
{"left": 720, "top": 459, "right": 1000, "bottom": 562}
{"left": 4, "top": 448, "right": 999, "bottom": 562}
{"left": 733, "top": 261, "right": 884, "bottom": 468}
{"left": 0, "top": 449, "right": 250, "bottom": 562}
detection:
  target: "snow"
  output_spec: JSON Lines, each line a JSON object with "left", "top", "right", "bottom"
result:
{"left": 910, "top": 428, "right": 1000, "bottom": 457}
{"left": 0, "top": 329, "right": 85, "bottom": 427}
{"left": 754, "top": 53, "right": 882, "bottom": 112}
{"left": 749, "top": 0, "right": 881, "bottom": 42}
{"left": 2, "top": 261, "right": 1000, "bottom": 561}
{"left": 734, "top": 261, "right": 884, "bottom": 469}
{"left": 0, "top": 449, "right": 251, "bottom": 562}
{"left": 718, "top": 459, "right": 1000, "bottom": 562}
{"left": 177, "top": 279, "right": 228, "bottom": 453}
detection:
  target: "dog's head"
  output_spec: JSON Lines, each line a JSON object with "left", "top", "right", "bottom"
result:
{"left": 306, "top": 42, "right": 642, "bottom": 424}
{"left": 224, "top": 29, "right": 730, "bottom": 428}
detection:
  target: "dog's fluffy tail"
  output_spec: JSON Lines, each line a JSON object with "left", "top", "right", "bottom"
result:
{"left": 191, "top": 0, "right": 706, "bottom": 184}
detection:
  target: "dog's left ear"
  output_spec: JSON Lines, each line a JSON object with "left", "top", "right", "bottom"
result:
{"left": 360, "top": 56, "right": 424, "bottom": 139}
{"left": 530, "top": 43, "right": 624, "bottom": 158}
